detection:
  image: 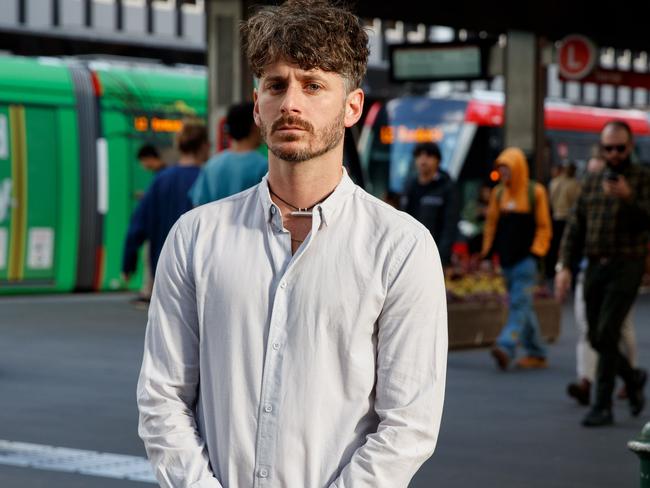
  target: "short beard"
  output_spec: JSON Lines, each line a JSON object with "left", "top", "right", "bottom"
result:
{"left": 261, "top": 108, "right": 345, "bottom": 163}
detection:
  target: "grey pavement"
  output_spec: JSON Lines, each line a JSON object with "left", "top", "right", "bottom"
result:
{"left": 1, "top": 292, "right": 648, "bottom": 487}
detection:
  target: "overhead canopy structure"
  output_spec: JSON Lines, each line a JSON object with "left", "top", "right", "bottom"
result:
{"left": 334, "top": 1, "right": 650, "bottom": 52}
{"left": 222, "top": 1, "right": 649, "bottom": 54}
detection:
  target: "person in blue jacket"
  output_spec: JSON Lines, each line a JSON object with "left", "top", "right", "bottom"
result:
{"left": 190, "top": 102, "right": 267, "bottom": 206}
{"left": 122, "top": 119, "right": 209, "bottom": 297}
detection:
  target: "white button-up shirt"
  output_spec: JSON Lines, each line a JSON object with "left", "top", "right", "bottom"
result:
{"left": 137, "top": 170, "right": 448, "bottom": 488}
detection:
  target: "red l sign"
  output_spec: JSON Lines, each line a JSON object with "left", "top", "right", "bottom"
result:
{"left": 558, "top": 35, "right": 597, "bottom": 80}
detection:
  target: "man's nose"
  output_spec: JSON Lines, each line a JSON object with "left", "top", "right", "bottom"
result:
{"left": 280, "top": 85, "right": 303, "bottom": 115}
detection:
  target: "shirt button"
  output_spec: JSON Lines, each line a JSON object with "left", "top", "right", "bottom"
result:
{"left": 264, "top": 404, "right": 273, "bottom": 413}
{"left": 272, "top": 343, "right": 280, "bottom": 350}
{"left": 280, "top": 281, "right": 287, "bottom": 289}
{"left": 270, "top": 206, "right": 276, "bottom": 215}
{"left": 259, "top": 469, "right": 268, "bottom": 478}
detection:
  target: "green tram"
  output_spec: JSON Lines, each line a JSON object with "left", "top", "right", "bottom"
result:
{"left": 0, "top": 55, "right": 207, "bottom": 294}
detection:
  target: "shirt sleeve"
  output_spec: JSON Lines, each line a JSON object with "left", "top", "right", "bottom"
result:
{"left": 438, "top": 181, "right": 459, "bottom": 266}
{"left": 136, "top": 218, "right": 223, "bottom": 488}
{"left": 122, "top": 187, "right": 152, "bottom": 275}
{"left": 329, "top": 230, "right": 448, "bottom": 488}
{"left": 621, "top": 168, "right": 650, "bottom": 230}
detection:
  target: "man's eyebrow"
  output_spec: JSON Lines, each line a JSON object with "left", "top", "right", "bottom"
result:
{"left": 262, "top": 75, "right": 286, "bottom": 83}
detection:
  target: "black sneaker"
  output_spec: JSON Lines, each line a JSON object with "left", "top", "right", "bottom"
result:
{"left": 629, "top": 368, "right": 647, "bottom": 417}
{"left": 582, "top": 407, "right": 614, "bottom": 427}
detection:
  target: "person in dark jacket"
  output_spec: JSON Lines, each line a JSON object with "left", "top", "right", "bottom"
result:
{"left": 401, "top": 142, "right": 457, "bottom": 266}
{"left": 122, "top": 119, "right": 209, "bottom": 293}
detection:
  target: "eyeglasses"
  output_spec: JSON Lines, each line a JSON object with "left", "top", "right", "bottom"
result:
{"left": 601, "top": 144, "right": 627, "bottom": 153}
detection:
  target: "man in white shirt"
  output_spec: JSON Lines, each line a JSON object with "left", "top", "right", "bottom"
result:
{"left": 137, "top": 1, "right": 448, "bottom": 487}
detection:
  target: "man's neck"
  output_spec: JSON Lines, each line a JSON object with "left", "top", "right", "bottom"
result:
{"left": 267, "top": 147, "right": 344, "bottom": 210}
{"left": 418, "top": 172, "right": 437, "bottom": 185}
{"left": 178, "top": 155, "right": 199, "bottom": 167}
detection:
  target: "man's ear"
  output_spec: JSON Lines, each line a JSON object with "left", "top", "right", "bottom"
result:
{"left": 344, "top": 88, "right": 364, "bottom": 128}
{"left": 253, "top": 89, "right": 261, "bottom": 127}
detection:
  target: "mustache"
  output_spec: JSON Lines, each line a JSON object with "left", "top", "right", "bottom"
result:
{"left": 271, "top": 116, "right": 313, "bottom": 133}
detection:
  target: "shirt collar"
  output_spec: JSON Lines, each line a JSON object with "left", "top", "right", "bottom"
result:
{"left": 258, "top": 167, "right": 356, "bottom": 226}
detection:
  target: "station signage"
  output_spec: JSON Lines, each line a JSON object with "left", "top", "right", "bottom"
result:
{"left": 558, "top": 34, "right": 650, "bottom": 89}
{"left": 558, "top": 35, "right": 597, "bottom": 80}
{"left": 389, "top": 40, "right": 493, "bottom": 82}
{"left": 133, "top": 116, "right": 184, "bottom": 133}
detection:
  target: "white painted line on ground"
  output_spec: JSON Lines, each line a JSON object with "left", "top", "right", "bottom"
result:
{"left": 0, "top": 440, "right": 156, "bottom": 484}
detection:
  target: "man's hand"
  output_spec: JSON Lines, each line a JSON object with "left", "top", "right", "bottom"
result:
{"left": 554, "top": 268, "right": 572, "bottom": 302}
{"left": 603, "top": 175, "right": 632, "bottom": 202}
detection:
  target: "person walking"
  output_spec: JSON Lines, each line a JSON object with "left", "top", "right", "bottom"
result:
{"left": 190, "top": 102, "right": 267, "bottom": 205}
{"left": 481, "top": 147, "right": 552, "bottom": 370}
{"left": 401, "top": 142, "right": 458, "bottom": 267}
{"left": 122, "top": 119, "right": 209, "bottom": 287}
{"left": 566, "top": 155, "right": 638, "bottom": 406}
{"left": 556, "top": 120, "right": 650, "bottom": 427}
{"left": 546, "top": 161, "right": 581, "bottom": 281}
{"left": 136, "top": 2, "right": 448, "bottom": 487}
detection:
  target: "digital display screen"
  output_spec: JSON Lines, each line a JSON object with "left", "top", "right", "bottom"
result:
{"left": 390, "top": 43, "right": 488, "bottom": 82}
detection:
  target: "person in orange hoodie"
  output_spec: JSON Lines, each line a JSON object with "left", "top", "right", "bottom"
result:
{"left": 481, "top": 147, "right": 552, "bottom": 370}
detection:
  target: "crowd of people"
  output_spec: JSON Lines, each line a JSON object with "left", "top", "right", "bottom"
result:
{"left": 123, "top": 110, "right": 650, "bottom": 430}
{"left": 120, "top": 2, "right": 650, "bottom": 487}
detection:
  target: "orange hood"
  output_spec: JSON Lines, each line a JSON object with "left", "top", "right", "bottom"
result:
{"left": 496, "top": 147, "right": 529, "bottom": 191}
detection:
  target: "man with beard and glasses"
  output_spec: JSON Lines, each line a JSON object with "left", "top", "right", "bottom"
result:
{"left": 556, "top": 120, "right": 650, "bottom": 427}
{"left": 136, "top": 1, "right": 448, "bottom": 488}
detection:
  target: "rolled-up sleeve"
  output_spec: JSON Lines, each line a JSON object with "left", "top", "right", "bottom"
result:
{"left": 330, "top": 229, "right": 448, "bottom": 488}
{"left": 137, "top": 218, "right": 223, "bottom": 488}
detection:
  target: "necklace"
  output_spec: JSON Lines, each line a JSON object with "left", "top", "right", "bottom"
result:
{"left": 269, "top": 188, "right": 325, "bottom": 217}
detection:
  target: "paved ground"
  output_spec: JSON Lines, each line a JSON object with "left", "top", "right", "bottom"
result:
{"left": 1, "top": 292, "right": 647, "bottom": 487}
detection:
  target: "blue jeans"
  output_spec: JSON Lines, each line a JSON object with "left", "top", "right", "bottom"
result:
{"left": 497, "top": 256, "right": 547, "bottom": 359}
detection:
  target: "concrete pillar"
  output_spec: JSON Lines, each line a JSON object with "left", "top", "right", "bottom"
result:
{"left": 206, "top": 0, "right": 246, "bottom": 149}
{"left": 504, "top": 31, "right": 546, "bottom": 181}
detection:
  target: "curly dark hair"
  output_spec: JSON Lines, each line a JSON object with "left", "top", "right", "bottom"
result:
{"left": 241, "top": 0, "right": 369, "bottom": 92}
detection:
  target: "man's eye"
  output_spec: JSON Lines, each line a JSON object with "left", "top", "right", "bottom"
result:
{"left": 306, "top": 83, "right": 321, "bottom": 92}
{"left": 268, "top": 83, "right": 284, "bottom": 91}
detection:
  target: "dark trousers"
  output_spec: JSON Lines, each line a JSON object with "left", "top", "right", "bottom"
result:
{"left": 584, "top": 258, "right": 644, "bottom": 409}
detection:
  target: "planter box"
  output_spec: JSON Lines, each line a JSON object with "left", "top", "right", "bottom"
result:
{"left": 448, "top": 298, "right": 561, "bottom": 350}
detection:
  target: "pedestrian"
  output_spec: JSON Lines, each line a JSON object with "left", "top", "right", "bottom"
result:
{"left": 546, "top": 161, "right": 581, "bottom": 281}
{"left": 127, "top": 144, "right": 167, "bottom": 307}
{"left": 481, "top": 147, "right": 552, "bottom": 370}
{"left": 190, "top": 102, "right": 267, "bottom": 206}
{"left": 566, "top": 155, "right": 638, "bottom": 406}
{"left": 555, "top": 120, "right": 650, "bottom": 427}
{"left": 401, "top": 142, "right": 458, "bottom": 268}
{"left": 137, "top": 1, "right": 448, "bottom": 487}
{"left": 137, "top": 143, "right": 165, "bottom": 174}
{"left": 121, "top": 119, "right": 208, "bottom": 291}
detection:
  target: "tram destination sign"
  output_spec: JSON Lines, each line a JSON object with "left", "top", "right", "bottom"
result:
{"left": 389, "top": 41, "right": 493, "bottom": 83}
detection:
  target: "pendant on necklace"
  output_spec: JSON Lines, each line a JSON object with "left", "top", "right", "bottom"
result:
{"left": 290, "top": 210, "right": 312, "bottom": 217}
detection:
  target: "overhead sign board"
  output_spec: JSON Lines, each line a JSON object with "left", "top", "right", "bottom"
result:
{"left": 557, "top": 34, "right": 650, "bottom": 88}
{"left": 558, "top": 35, "right": 597, "bottom": 80}
{"left": 389, "top": 41, "right": 493, "bottom": 83}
